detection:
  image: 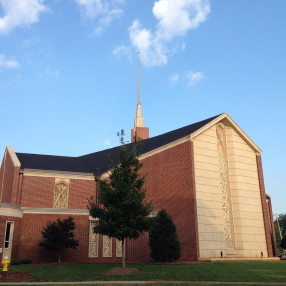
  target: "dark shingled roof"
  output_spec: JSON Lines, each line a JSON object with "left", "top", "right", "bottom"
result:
{"left": 16, "top": 114, "right": 220, "bottom": 175}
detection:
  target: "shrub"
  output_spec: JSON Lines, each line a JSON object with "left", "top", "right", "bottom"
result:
{"left": 149, "top": 210, "right": 181, "bottom": 262}
{"left": 10, "top": 259, "right": 21, "bottom": 265}
{"left": 10, "top": 258, "right": 33, "bottom": 265}
{"left": 21, "top": 258, "right": 32, "bottom": 264}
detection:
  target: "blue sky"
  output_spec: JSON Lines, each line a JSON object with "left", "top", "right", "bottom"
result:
{"left": 0, "top": 0, "right": 285, "bottom": 214}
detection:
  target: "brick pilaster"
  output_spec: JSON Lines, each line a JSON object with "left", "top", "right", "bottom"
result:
{"left": 190, "top": 141, "right": 199, "bottom": 260}
{"left": 256, "top": 154, "right": 274, "bottom": 257}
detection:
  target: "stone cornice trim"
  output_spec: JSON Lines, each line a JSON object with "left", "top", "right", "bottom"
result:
{"left": 22, "top": 169, "right": 95, "bottom": 180}
{"left": 0, "top": 203, "right": 21, "bottom": 209}
{"left": 0, "top": 203, "right": 23, "bottom": 218}
{"left": 190, "top": 113, "right": 262, "bottom": 154}
{"left": 22, "top": 207, "right": 89, "bottom": 215}
{"left": 6, "top": 146, "right": 21, "bottom": 167}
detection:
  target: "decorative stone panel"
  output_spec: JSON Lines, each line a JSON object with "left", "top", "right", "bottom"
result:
{"left": 53, "top": 179, "right": 69, "bottom": 208}
{"left": 103, "top": 235, "right": 112, "bottom": 257}
{"left": 216, "top": 124, "right": 235, "bottom": 249}
{"left": 89, "top": 221, "right": 99, "bottom": 257}
{"left": 116, "top": 239, "right": 123, "bottom": 257}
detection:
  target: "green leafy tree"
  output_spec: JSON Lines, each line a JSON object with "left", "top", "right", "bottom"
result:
{"left": 149, "top": 209, "right": 181, "bottom": 262}
{"left": 40, "top": 217, "right": 79, "bottom": 263}
{"left": 274, "top": 214, "right": 286, "bottom": 255}
{"left": 279, "top": 214, "right": 286, "bottom": 233}
{"left": 88, "top": 130, "right": 153, "bottom": 268}
{"left": 281, "top": 234, "right": 286, "bottom": 251}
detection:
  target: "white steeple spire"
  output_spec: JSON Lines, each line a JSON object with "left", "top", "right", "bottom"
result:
{"left": 131, "top": 52, "right": 149, "bottom": 143}
{"left": 134, "top": 52, "right": 144, "bottom": 128}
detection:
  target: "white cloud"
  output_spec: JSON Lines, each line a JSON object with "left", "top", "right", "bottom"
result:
{"left": 153, "top": 0, "right": 210, "bottom": 40}
{"left": 128, "top": 0, "right": 210, "bottom": 67}
{"left": 181, "top": 42, "right": 186, "bottom": 51}
{"left": 75, "top": 0, "right": 125, "bottom": 35}
{"left": 186, "top": 70, "right": 204, "bottom": 86}
{"left": 169, "top": 73, "right": 179, "bottom": 84}
{"left": 44, "top": 68, "right": 60, "bottom": 78}
{"left": 0, "top": 0, "right": 48, "bottom": 35}
{"left": 113, "top": 45, "right": 132, "bottom": 61}
{"left": 0, "top": 54, "right": 19, "bottom": 69}
{"left": 129, "top": 20, "right": 167, "bottom": 67}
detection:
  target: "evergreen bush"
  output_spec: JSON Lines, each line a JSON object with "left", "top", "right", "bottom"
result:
{"left": 149, "top": 209, "right": 180, "bottom": 262}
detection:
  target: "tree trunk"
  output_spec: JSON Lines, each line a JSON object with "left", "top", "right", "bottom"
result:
{"left": 58, "top": 251, "right": 61, "bottom": 264}
{"left": 122, "top": 238, "right": 125, "bottom": 268}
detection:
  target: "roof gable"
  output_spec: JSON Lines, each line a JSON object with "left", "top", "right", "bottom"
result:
{"left": 190, "top": 113, "right": 261, "bottom": 154}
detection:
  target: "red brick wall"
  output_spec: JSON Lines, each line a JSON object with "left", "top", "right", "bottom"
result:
{"left": 0, "top": 150, "right": 20, "bottom": 204}
{"left": 19, "top": 214, "right": 88, "bottom": 263}
{"left": 131, "top": 127, "right": 149, "bottom": 142}
{"left": 1, "top": 140, "right": 199, "bottom": 263}
{"left": 14, "top": 140, "right": 198, "bottom": 263}
{"left": 126, "top": 233, "right": 150, "bottom": 262}
{"left": 256, "top": 155, "right": 274, "bottom": 257}
{"left": 20, "top": 176, "right": 96, "bottom": 208}
{"left": 130, "top": 140, "right": 198, "bottom": 262}
{"left": 0, "top": 271, "right": 32, "bottom": 282}
{"left": 20, "top": 176, "right": 55, "bottom": 208}
{"left": 18, "top": 214, "right": 123, "bottom": 264}
{"left": 0, "top": 154, "right": 4, "bottom": 200}
{"left": 69, "top": 179, "right": 96, "bottom": 209}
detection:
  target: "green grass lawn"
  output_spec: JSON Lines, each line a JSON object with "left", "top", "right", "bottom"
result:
{"left": 6, "top": 261, "right": 286, "bottom": 283}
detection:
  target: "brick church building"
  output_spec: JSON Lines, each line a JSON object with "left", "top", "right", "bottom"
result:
{"left": 0, "top": 95, "right": 276, "bottom": 263}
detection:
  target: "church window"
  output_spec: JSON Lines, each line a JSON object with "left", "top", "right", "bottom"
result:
{"left": 102, "top": 235, "right": 112, "bottom": 257}
{"left": 4, "top": 222, "right": 14, "bottom": 249}
{"left": 89, "top": 221, "right": 99, "bottom": 257}
{"left": 53, "top": 179, "right": 69, "bottom": 208}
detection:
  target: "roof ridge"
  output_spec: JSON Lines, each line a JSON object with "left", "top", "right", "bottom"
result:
{"left": 15, "top": 152, "right": 76, "bottom": 159}
{"left": 80, "top": 113, "right": 222, "bottom": 158}
{"left": 15, "top": 114, "right": 222, "bottom": 175}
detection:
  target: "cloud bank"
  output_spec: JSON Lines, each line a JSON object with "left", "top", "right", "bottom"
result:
{"left": 186, "top": 70, "right": 204, "bottom": 86}
{"left": 128, "top": 0, "right": 210, "bottom": 67}
{"left": 0, "top": 54, "right": 19, "bottom": 69}
{"left": 169, "top": 70, "right": 204, "bottom": 86}
{"left": 75, "top": 0, "right": 125, "bottom": 35}
{"left": 0, "top": 0, "right": 48, "bottom": 35}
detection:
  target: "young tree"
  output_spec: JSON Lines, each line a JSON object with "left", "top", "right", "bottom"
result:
{"left": 149, "top": 210, "right": 181, "bottom": 262}
{"left": 40, "top": 217, "right": 79, "bottom": 263}
{"left": 274, "top": 214, "right": 286, "bottom": 255}
{"left": 281, "top": 234, "right": 286, "bottom": 251}
{"left": 88, "top": 130, "right": 152, "bottom": 268}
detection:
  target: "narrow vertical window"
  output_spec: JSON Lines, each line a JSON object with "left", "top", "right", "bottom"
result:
{"left": 4, "top": 222, "right": 14, "bottom": 249}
